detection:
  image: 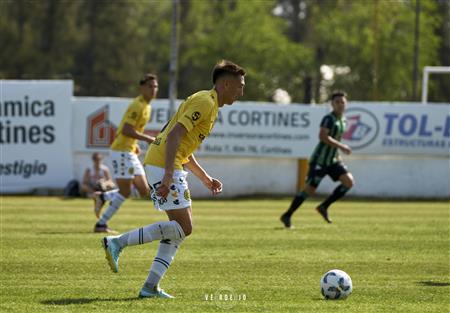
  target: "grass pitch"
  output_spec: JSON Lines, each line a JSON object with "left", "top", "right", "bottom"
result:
{"left": 1, "top": 196, "right": 449, "bottom": 313}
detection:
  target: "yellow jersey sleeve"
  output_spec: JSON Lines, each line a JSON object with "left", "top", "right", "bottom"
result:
{"left": 177, "top": 97, "right": 212, "bottom": 133}
{"left": 122, "top": 101, "right": 143, "bottom": 127}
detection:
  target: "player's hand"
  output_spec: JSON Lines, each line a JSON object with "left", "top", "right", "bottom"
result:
{"left": 135, "top": 145, "right": 141, "bottom": 155}
{"left": 210, "top": 178, "right": 223, "bottom": 195}
{"left": 202, "top": 176, "right": 223, "bottom": 195}
{"left": 157, "top": 173, "right": 172, "bottom": 198}
{"left": 340, "top": 144, "right": 352, "bottom": 155}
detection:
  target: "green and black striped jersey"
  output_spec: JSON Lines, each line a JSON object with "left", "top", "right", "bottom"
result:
{"left": 310, "top": 112, "right": 347, "bottom": 166}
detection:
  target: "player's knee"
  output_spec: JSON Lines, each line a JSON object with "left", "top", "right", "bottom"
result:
{"left": 344, "top": 177, "right": 355, "bottom": 189}
{"left": 138, "top": 186, "right": 150, "bottom": 198}
{"left": 182, "top": 223, "right": 193, "bottom": 237}
{"left": 305, "top": 185, "right": 316, "bottom": 196}
{"left": 119, "top": 189, "right": 131, "bottom": 198}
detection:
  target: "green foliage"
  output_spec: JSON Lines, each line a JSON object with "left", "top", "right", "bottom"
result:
{"left": 0, "top": 0, "right": 81, "bottom": 79}
{"left": 177, "top": 0, "right": 312, "bottom": 101}
{"left": 1, "top": 197, "right": 449, "bottom": 312}
{"left": 315, "top": 0, "right": 441, "bottom": 101}
{"left": 0, "top": 0, "right": 447, "bottom": 102}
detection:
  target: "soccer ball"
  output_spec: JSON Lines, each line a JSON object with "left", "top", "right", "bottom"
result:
{"left": 320, "top": 269, "right": 353, "bottom": 300}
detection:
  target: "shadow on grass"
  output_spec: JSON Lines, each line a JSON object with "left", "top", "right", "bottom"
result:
{"left": 272, "top": 226, "right": 300, "bottom": 233}
{"left": 41, "top": 297, "right": 142, "bottom": 305}
{"left": 37, "top": 231, "right": 93, "bottom": 235}
{"left": 417, "top": 281, "right": 450, "bottom": 287}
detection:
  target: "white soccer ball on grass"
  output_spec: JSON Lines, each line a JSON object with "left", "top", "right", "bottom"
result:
{"left": 320, "top": 269, "right": 353, "bottom": 300}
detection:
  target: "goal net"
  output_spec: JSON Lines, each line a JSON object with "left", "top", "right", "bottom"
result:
{"left": 421, "top": 66, "right": 450, "bottom": 104}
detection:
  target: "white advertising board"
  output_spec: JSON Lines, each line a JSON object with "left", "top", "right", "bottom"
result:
{"left": 2, "top": 86, "right": 447, "bottom": 196}
{"left": 0, "top": 80, "right": 74, "bottom": 193}
{"left": 71, "top": 97, "right": 175, "bottom": 153}
{"left": 342, "top": 103, "right": 450, "bottom": 156}
{"left": 73, "top": 98, "right": 450, "bottom": 158}
{"left": 72, "top": 97, "right": 322, "bottom": 158}
{"left": 197, "top": 102, "right": 324, "bottom": 158}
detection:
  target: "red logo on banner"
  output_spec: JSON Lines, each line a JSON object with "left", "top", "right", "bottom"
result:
{"left": 86, "top": 105, "right": 117, "bottom": 148}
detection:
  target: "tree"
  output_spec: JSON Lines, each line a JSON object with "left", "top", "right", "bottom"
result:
{"left": 276, "top": 0, "right": 443, "bottom": 102}
{"left": 74, "top": 1, "right": 151, "bottom": 96}
{"left": 0, "top": 0, "right": 446, "bottom": 102}
{"left": 0, "top": 0, "right": 80, "bottom": 79}
{"left": 431, "top": 0, "right": 450, "bottom": 102}
{"left": 176, "top": 0, "right": 312, "bottom": 102}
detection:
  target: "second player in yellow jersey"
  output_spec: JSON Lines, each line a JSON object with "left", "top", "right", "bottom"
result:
{"left": 94, "top": 74, "right": 158, "bottom": 234}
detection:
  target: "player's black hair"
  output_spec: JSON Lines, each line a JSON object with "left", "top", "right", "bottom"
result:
{"left": 139, "top": 73, "right": 157, "bottom": 86}
{"left": 212, "top": 60, "right": 246, "bottom": 84}
{"left": 331, "top": 90, "right": 347, "bottom": 101}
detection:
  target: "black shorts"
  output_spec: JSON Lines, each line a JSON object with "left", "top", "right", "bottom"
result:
{"left": 306, "top": 162, "right": 348, "bottom": 188}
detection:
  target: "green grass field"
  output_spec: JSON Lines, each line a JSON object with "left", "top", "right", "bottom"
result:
{"left": 1, "top": 196, "right": 449, "bottom": 313}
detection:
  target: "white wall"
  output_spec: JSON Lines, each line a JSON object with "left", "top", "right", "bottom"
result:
{"left": 1, "top": 81, "right": 74, "bottom": 193}
{"left": 73, "top": 154, "right": 450, "bottom": 199}
{"left": 183, "top": 157, "right": 299, "bottom": 197}
{"left": 4, "top": 82, "right": 448, "bottom": 197}
{"left": 70, "top": 97, "right": 449, "bottom": 199}
{"left": 317, "top": 155, "right": 450, "bottom": 198}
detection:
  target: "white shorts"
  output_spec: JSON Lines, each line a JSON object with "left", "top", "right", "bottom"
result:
{"left": 145, "top": 165, "right": 192, "bottom": 211}
{"left": 110, "top": 151, "right": 145, "bottom": 179}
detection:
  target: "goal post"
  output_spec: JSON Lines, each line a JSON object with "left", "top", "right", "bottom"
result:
{"left": 421, "top": 66, "right": 450, "bottom": 104}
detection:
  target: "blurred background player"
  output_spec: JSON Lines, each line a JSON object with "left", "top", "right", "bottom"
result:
{"left": 101, "top": 60, "right": 246, "bottom": 298}
{"left": 93, "top": 74, "right": 158, "bottom": 233}
{"left": 80, "top": 152, "right": 113, "bottom": 198}
{"left": 280, "top": 91, "right": 355, "bottom": 228}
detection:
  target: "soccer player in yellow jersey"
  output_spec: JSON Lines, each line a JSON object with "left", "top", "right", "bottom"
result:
{"left": 93, "top": 74, "right": 158, "bottom": 233}
{"left": 101, "top": 60, "right": 246, "bottom": 298}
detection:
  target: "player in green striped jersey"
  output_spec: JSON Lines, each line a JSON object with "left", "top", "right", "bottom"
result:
{"left": 280, "top": 91, "right": 355, "bottom": 228}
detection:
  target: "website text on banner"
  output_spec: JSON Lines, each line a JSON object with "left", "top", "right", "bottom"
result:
{"left": 74, "top": 98, "right": 450, "bottom": 158}
{"left": 74, "top": 98, "right": 323, "bottom": 158}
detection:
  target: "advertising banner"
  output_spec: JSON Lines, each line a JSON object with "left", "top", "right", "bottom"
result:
{"left": 2, "top": 84, "right": 447, "bottom": 194}
{"left": 343, "top": 103, "right": 450, "bottom": 156}
{"left": 0, "top": 80, "right": 74, "bottom": 192}
{"left": 197, "top": 102, "right": 324, "bottom": 158}
{"left": 73, "top": 98, "right": 322, "bottom": 158}
{"left": 74, "top": 97, "right": 449, "bottom": 158}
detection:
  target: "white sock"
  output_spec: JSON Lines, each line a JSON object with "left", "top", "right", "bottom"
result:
{"left": 103, "top": 189, "right": 118, "bottom": 201}
{"left": 143, "top": 238, "right": 183, "bottom": 290}
{"left": 98, "top": 192, "right": 126, "bottom": 225}
{"left": 117, "top": 220, "right": 185, "bottom": 248}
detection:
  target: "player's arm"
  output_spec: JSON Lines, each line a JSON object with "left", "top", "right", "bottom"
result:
{"left": 82, "top": 168, "right": 91, "bottom": 186}
{"left": 157, "top": 99, "right": 214, "bottom": 197}
{"left": 184, "top": 154, "right": 222, "bottom": 195}
{"left": 121, "top": 123, "right": 155, "bottom": 144}
{"left": 81, "top": 169, "right": 94, "bottom": 193}
{"left": 319, "top": 127, "right": 351, "bottom": 155}
{"left": 157, "top": 122, "right": 187, "bottom": 198}
{"left": 104, "top": 167, "right": 112, "bottom": 181}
